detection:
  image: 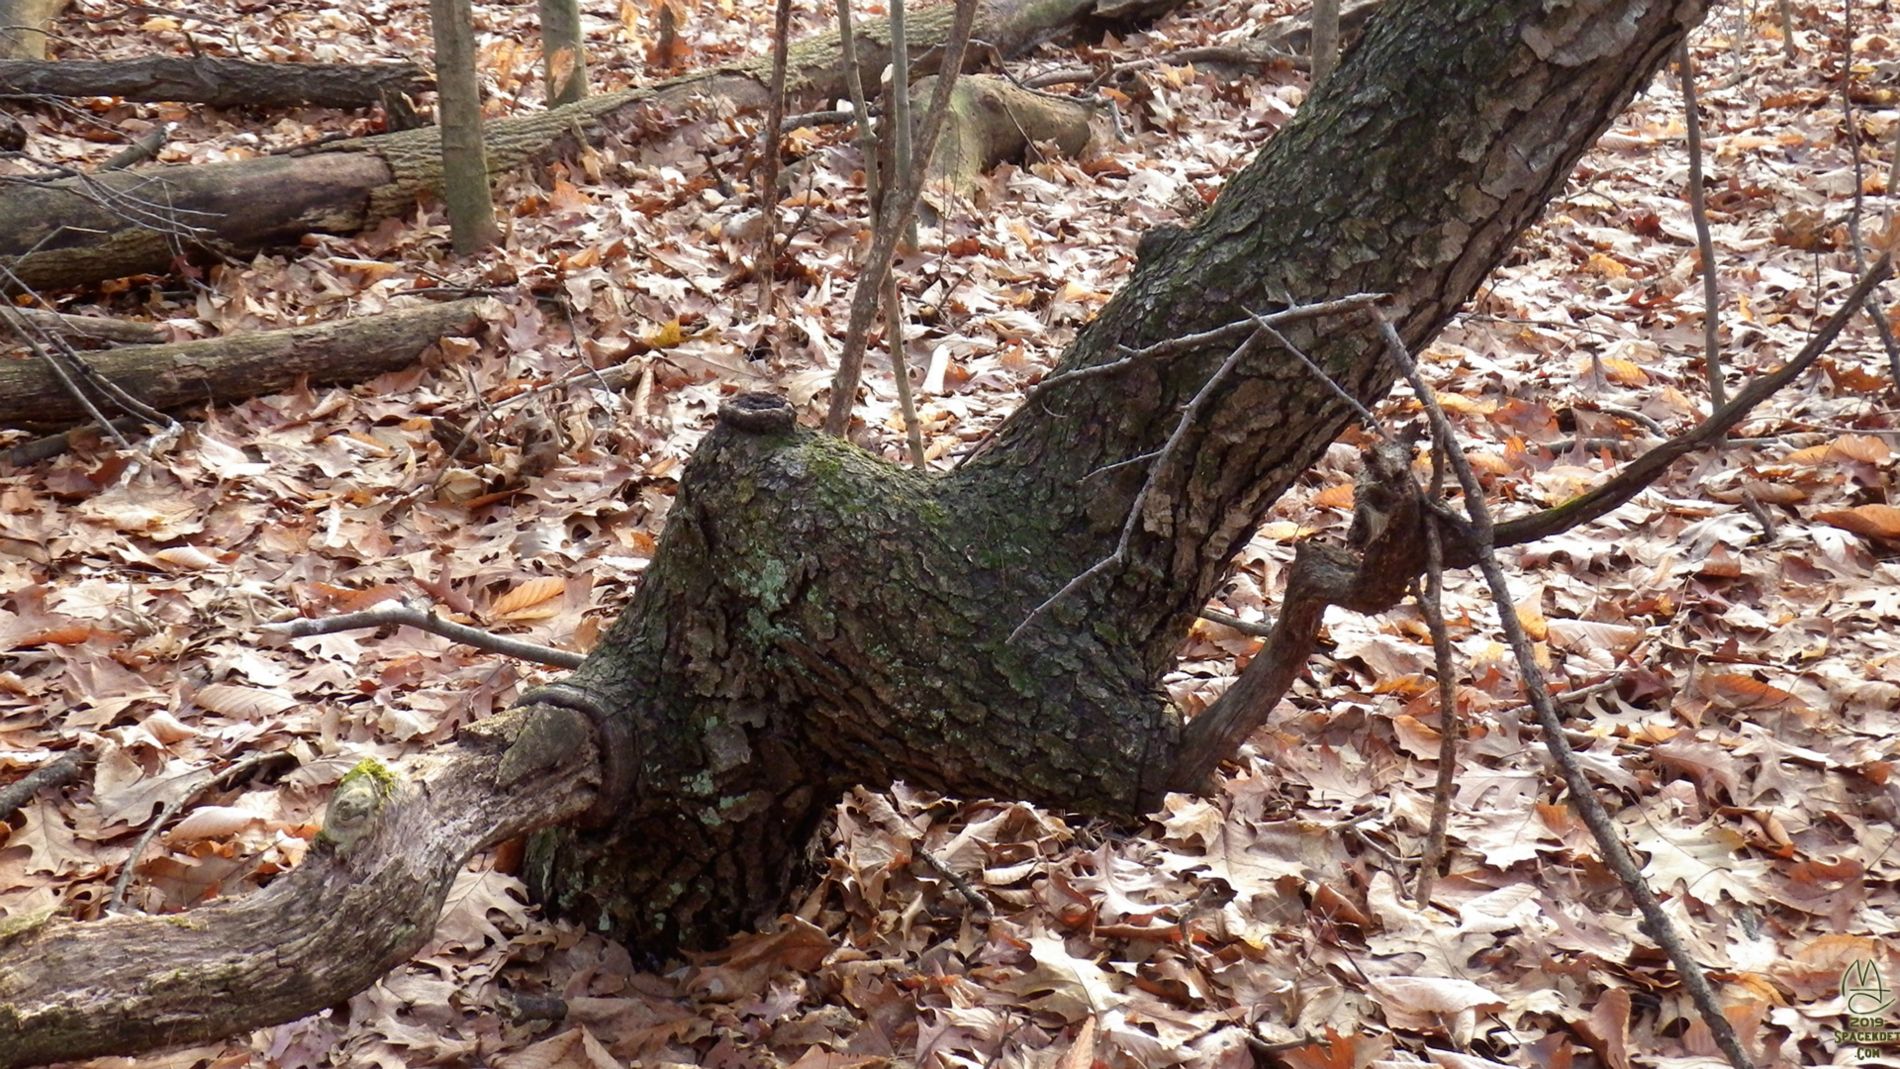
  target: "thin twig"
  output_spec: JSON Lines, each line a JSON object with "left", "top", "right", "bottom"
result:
{"left": 1677, "top": 43, "right": 1726, "bottom": 408}
{"left": 1481, "top": 256, "right": 1891, "bottom": 553}
{"left": 261, "top": 602, "right": 585, "bottom": 669}
{"left": 1011, "top": 326, "right": 1271, "bottom": 642}
{"left": 1028, "top": 293, "right": 1385, "bottom": 398}
{"left": 1377, "top": 314, "right": 1757, "bottom": 1069}
{"left": 0, "top": 750, "right": 91, "bottom": 822}
{"left": 1413, "top": 445, "right": 1457, "bottom": 907}
{"left": 107, "top": 750, "right": 296, "bottom": 914}
{"left": 886, "top": 272, "right": 928, "bottom": 466}
{"left": 756, "top": 0, "right": 794, "bottom": 320}
{"left": 1199, "top": 607, "right": 1273, "bottom": 637}
{"left": 822, "top": 0, "right": 979, "bottom": 435}
{"left": 833, "top": 0, "right": 880, "bottom": 209}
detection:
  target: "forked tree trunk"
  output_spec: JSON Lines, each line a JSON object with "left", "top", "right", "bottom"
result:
{"left": 0, "top": 0, "right": 1713, "bottom": 1063}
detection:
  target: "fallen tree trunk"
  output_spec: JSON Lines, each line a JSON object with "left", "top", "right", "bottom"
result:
{"left": 0, "top": 305, "right": 163, "bottom": 346}
{"left": 0, "top": 297, "right": 485, "bottom": 427}
{"left": 0, "top": 0, "right": 63, "bottom": 60}
{"left": 0, "top": 56, "right": 428, "bottom": 108}
{"left": 0, "top": 0, "right": 1152, "bottom": 292}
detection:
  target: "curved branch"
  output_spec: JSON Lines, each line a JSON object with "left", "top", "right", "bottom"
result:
{"left": 1477, "top": 255, "right": 1891, "bottom": 555}
{"left": 262, "top": 602, "right": 586, "bottom": 669}
{"left": 0, "top": 704, "right": 601, "bottom": 1069}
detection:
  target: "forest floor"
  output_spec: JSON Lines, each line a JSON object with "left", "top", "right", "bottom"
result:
{"left": 2, "top": 0, "right": 1898, "bottom": 1066}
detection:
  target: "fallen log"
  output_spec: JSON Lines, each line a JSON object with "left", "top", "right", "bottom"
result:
{"left": 0, "top": 297, "right": 486, "bottom": 427}
{"left": 0, "top": 305, "right": 163, "bottom": 345}
{"left": 0, "top": 0, "right": 1178, "bottom": 292}
{"left": 0, "top": 56, "right": 428, "bottom": 108}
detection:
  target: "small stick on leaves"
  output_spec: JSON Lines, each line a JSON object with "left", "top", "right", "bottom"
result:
{"left": 1377, "top": 314, "right": 1758, "bottom": 1069}
{"left": 1678, "top": 42, "right": 1726, "bottom": 408}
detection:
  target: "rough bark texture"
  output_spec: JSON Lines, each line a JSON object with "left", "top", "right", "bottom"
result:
{"left": 0, "top": 0, "right": 63, "bottom": 60}
{"left": 0, "top": 57, "right": 427, "bottom": 107}
{"left": 0, "top": 704, "right": 601, "bottom": 1068}
{"left": 0, "top": 0, "right": 1140, "bottom": 291}
{"left": 0, "top": 298, "right": 484, "bottom": 427}
{"left": 528, "top": 0, "right": 1710, "bottom": 953}
{"left": 0, "top": 305, "right": 162, "bottom": 346}
{"left": 538, "top": 0, "right": 588, "bottom": 106}
{"left": 431, "top": 0, "right": 498, "bottom": 253}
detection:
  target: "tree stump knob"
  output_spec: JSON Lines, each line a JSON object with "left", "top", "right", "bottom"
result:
{"left": 718, "top": 392, "right": 796, "bottom": 435}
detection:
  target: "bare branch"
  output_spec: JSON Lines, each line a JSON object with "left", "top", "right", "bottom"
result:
{"left": 1377, "top": 314, "right": 1757, "bottom": 1069}
{"left": 822, "top": 0, "right": 979, "bottom": 436}
{"left": 261, "top": 602, "right": 586, "bottom": 669}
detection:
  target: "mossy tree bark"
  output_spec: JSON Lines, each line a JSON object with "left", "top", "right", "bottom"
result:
{"left": 0, "top": 0, "right": 1715, "bottom": 1063}
{"left": 527, "top": 0, "right": 1711, "bottom": 950}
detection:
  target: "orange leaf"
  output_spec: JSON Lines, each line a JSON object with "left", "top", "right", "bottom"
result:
{"left": 489, "top": 577, "right": 566, "bottom": 621}
{"left": 1816, "top": 504, "right": 1900, "bottom": 541}
{"left": 1312, "top": 484, "right": 1355, "bottom": 510}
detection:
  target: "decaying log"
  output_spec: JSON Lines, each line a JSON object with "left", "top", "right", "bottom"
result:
{"left": 0, "top": 0, "right": 1179, "bottom": 292}
{"left": 0, "top": 297, "right": 486, "bottom": 427}
{"left": 912, "top": 73, "right": 1098, "bottom": 203}
{"left": 0, "top": 56, "right": 428, "bottom": 108}
{"left": 0, "top": 703, "right": 602, "bottom": 1068}
{"left": 0, "top": 305, "right": 163, "bottom": 346}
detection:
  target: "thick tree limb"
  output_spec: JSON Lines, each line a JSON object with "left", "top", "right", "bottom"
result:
{"left": 0, "top": 703, "right": 602, "bottom": 1068}
{"left": 0, "top": 297, "right": 486, "bottom": 428}
{"left": 0, "top": 57, "right": 427, "bottom": 108}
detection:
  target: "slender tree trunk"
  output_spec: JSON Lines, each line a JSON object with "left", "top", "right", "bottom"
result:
{"left": 1310, "top": 0, "right": 1340, "bottom": 82}
{"left": 431, "top": 0, "right": 499, "bottom": 253}
{"left": 538, "top": 0, "right": 587, "bottom": 106}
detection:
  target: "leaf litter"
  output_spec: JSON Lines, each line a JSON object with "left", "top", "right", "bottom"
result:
{"left": 2, "top": 0, "right": 1900, "bottom": 1065}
